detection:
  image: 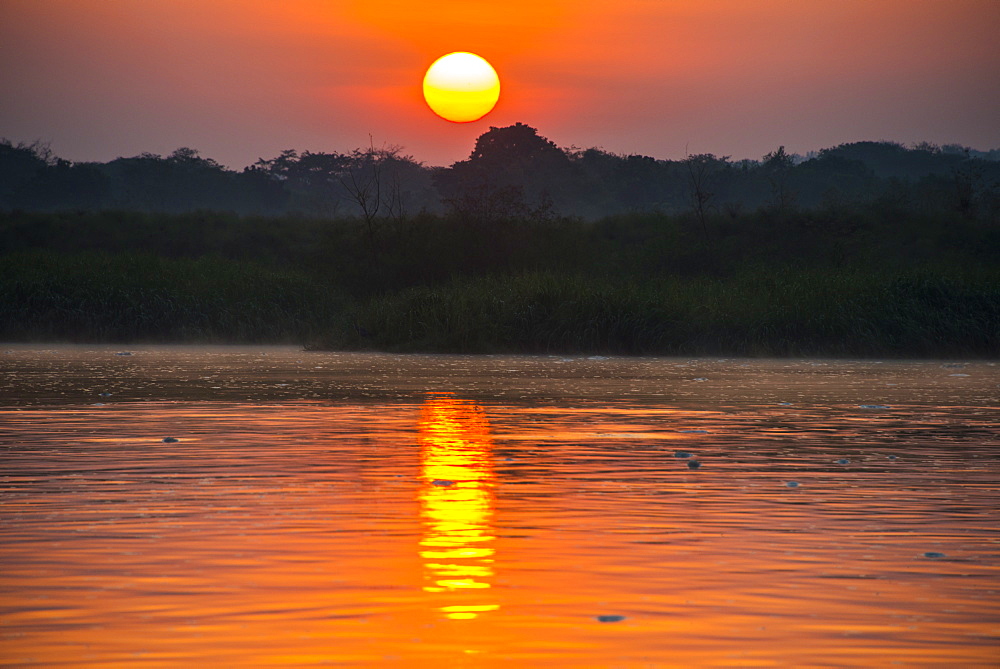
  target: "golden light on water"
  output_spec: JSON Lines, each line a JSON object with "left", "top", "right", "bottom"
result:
{"left": 3, "top": 350, "right": 1000, "bottom": 665}
{"left": 417, "top": 394, "right": 498, "bottom": 619}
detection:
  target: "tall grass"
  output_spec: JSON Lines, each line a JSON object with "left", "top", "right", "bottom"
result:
{"left": 0, "top": 251, "right": 346, "bottom": 342}
{"left": 3, "top": 209, "right": 998, "bottom": 356}
{"left": 327, "top": 269, "right": 1000, "bottom": 357}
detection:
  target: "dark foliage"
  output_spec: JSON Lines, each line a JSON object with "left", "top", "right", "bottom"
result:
{"left": 3, "top": 130, "right": 998, "bottom": 222}
{"left": 0, "top": 251, "right": 344, "bottom": 343}
{"left": 2, "top": 128, "right": 998, "bottom": 356}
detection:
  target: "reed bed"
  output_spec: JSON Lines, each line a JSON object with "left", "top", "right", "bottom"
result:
{"left": 0, "top": 251, "right": 345, "bottom": 343}
{"left": 330, "top": 269, "right": 1000, "bottom": 357}
{"left": 3, "top": 210, "right": 997, "bottom": 356}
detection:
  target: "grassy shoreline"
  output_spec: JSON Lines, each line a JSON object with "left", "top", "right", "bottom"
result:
{"left": 2, "top": 209, "right": 997, "bottom": 357}
{"left": 0, "top": 251, "right": 345, "bottom": 344}
{"left": 2, "top": 251, "right": 996, "bottom": 358}
{"left": 323, "top": 270, "right": 999, "bottom": 358}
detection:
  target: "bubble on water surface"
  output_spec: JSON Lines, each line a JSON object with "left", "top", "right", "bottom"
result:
{"left": 678, "top": 429, "right": 708, "bottom": 434}
{"left": 431, "top": 479, "right": 454, "bottom": 487}
{"left": 836, "top": 458, "right": 850, "bottom": 465}
{"left": 162, "top": 437, "right": 179, "bottom": 443}
{"left": 786, "top": 481, "right": 800, "bottom": 488}
{"left": 99, "top": 392, "right": 112, "bottom": 397}
{"left": 923, "top": 552, "right": 946, "bottom": 559}
{"left": 596, "top": 615, "right": 625, "bottom": 623}
{"left": 692, "top": 377, "right": 708, "bottom": 381}
{"left": 674, "top": 451, "right": 692, "bottom": 458}
{"left": 887, "top": 455, "right": 898, "bottom": 460}
{"left": 115, "top": 352, "right": 132, "bottom": 356}
{"left": 859, "top": 405, "right": 891, "bottom": 409}
{"left": 687, "top": 460, "right": 701, "bottom": 470}
{"left": 948, "top": 374, "right": 970, "bottom": 377}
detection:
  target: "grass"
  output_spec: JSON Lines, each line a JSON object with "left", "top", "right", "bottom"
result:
{"left": 2, "top": 209, "right": 998, "bottom": 356}
{"left": 0, "top": 251, "right": 346, "bottom": 343}
{"left": 324, "top": 269, "right": 1000, "bottom": 357}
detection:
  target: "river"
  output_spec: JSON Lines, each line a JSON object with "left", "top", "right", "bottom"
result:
{"left": 1, "top": 346, "right": 998, "bottom": 666}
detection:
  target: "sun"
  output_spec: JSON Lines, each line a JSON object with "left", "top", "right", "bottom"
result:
{"left": 423, "top": 52, "right": 500, "bottom": 123}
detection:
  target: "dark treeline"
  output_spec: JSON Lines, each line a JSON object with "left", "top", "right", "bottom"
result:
{"left": 1, "top": 124, "right": 999, "bottom": 356}
{"left": 3, "top": 123, "right": 1000, "bottom": 221}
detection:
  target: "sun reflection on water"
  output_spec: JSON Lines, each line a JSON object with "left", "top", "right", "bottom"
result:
{"left": 418, "top": 393, "right": 499, "bottom": 620}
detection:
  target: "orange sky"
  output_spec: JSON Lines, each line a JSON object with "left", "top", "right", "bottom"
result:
{"left": 2, "top": 0, "right": 998, "bottom": 167}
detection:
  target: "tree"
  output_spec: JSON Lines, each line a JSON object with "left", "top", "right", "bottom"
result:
{"left": 762, "top": 146, "right": 796, "bottom": 213}
{"left": 948, "top": 157, "right": 998, "bottom": 220}
{"left": 684, "top": 153, "right": 725, "bottom": 238}
{"left": 254, "top": 144, "right": 429, "bottom": 221}
{"left": 339, "top": 145, "right": 382, "bottom": 238}
{"left": 0, "top": 140, "right": 52, "bottom": 207}
{"left": 14, "top": 158, "right": 109, "bottom": 210}
{"left": 101, "top": 148, "right": 241, "bottom": 212}
{"left": 467, "top": 122, "right": 566, "bottom": 167}
{"left": 434, "top": 123, "right": 571, "bottom": 223}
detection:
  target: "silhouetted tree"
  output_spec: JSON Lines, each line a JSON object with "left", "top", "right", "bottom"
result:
{"left": 99, "top": 148, "right": 240, "bottom": 212}
{"left": 340, "top": 147, "right": 382, "bottom": 239}
{"left": 762, "top": 146, "right": 796, "bottom": 213}
{"left": 256, "top": 150, "right": 350, "bottom": 216}
{"left": 14, "top": 159, "right": 108, "bottom": 210}
{"left": 234, "top": 166, "right": 288, "bottom": 214}
{"left": 435, "top": 123, "right": 571, "bottom": 223}
{"left": 0, "top": 140, "right": 51, "bottom": 208}
{"left": 2, "top": 130, "right": 999, "bottom": 222}
{"left": 684, "top": 153, "right": 725, "bottom": 238}
{"left": 947, "top": 156, "right": 999, "bottom": 220}
{"left": 255, "top": 145, "right": 431, "bottom": 221}
{"left": 820, "top": 141, "right": 964, "bottom": 180}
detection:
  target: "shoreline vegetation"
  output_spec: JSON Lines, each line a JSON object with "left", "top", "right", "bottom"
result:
{"left": 2, "top": 208, "right": 997, "bottom": 359}
{"left": 3, "top": 125, "right": 998, "bottom": 358}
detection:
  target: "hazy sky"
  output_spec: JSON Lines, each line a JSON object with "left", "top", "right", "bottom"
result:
{"left": 2, "top": 0, "right": 998, "bottom": 168}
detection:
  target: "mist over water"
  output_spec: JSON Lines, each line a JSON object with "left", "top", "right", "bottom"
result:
{"left": 2, "top": 346, "right": 998, "bottom": 666}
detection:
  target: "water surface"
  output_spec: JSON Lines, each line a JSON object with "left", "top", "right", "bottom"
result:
{"left": 2, "top": 346, "right": 998, "bottom": 666}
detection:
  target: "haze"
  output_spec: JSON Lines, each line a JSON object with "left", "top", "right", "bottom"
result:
{"left": 2, "top": 0, "right": 998, "bottom": 168}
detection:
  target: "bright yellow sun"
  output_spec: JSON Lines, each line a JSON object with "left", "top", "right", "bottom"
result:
{"left": 423, "top": 52, "right": 500, "bottom": 123}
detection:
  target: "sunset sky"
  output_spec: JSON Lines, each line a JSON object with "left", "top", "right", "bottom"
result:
{"left": 2, "top": 0, "right": 998, "bottom": 169}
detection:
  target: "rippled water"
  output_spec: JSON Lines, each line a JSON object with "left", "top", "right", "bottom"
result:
{"left": 2, "top": 346, "right": 998, "bottom": 666}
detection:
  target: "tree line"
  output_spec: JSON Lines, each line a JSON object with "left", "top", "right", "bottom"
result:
{"left": 2, "top": 123, "right": 999, "bottom": 222}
